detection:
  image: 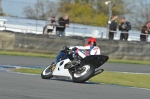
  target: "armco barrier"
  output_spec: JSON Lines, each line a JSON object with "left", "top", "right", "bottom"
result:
{"left": 1, "top": 31, "right": 150, "bottom": 61}
{"left": 97, "top": 40, "right": 150, "bottom": 60}
{"left": 14, "top": 33, "right": 85, "bottom": 54}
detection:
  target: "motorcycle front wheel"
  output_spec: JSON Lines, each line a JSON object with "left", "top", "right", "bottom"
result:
{"left": 41, "top": 65, "right": 55, "bottom": 79}
{"left": 72, "top": 64, "right": 95, "bottom": 83}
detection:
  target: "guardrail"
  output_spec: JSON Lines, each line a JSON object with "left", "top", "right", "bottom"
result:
{"left": 5, "top": 24, "right": 43, "bottom": 34}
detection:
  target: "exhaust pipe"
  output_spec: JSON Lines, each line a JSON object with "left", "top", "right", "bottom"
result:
{"left": 93, "top": 69, "right": 104, "bottom": 76}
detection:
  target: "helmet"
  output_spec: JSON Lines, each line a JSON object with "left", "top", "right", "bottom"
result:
{"left": 87, "top": 37, "right": 97, "bottom": 46}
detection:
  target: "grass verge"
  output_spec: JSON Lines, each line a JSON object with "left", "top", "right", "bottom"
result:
{"left": 14, "top": 68, "right": 150, "bottom": 89}
{"left": 90, "top": 71, "right": 150, "bottom": 89}
{"left": 0, "top": 50, "right": 150, "bottom": 65}
{"left": 0, "top": 50, "right": 56, "bottom": 58}
{"left": 14, "top": 68, "right": 43, "bottom": 74}
{"left": 108, "top": 59, "right": 150, "bottom": 65}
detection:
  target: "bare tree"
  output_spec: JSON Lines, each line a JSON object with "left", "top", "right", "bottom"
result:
{"left": 23, "top": 1, "right": 58, "bottom": 19}
{"left": 127, "top": 0, "right": 150, "bottom": 29}
{"left": 23, "top": 6, "right": 36, "bottom": 19}
{"left": 0, "top": 0, "right": 2, "bottom": 15}
{"left": 0, "top": 0, "right": 6, "bottom": 16}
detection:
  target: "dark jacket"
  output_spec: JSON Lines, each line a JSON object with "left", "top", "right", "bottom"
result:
{"left": 110, "top": 20, "right": 117, "bottom": 32}
{"left": 51, "top": 20, "right": 56, "bottom": 24}
{"left": 56, "top": 17, "right": 69, "bottom": 32}
{"left": 119, "top": 21, "right": 131, "bottom": 32}
{"left": 141, "top": 25, "right": 150, "bottom": 34}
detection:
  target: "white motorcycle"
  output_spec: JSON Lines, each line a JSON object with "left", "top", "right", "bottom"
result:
{"left": 41, "top": 46, "right": 109, "bottom": 83}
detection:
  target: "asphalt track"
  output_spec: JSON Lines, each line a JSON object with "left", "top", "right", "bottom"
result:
{"left": 0, "top": 71, "right": 150, "bottom": 99}
{"left": 0, "top": 55, "right": 150, "bottom": 99}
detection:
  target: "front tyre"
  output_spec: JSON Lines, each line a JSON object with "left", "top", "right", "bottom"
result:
{"left": 72, "top": 64, "right": 95, "bottom": 83}
{"left": 41, "top": 65, "right": 54, "bottom": 79}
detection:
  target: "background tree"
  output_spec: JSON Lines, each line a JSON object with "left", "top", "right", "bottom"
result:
{"left": 127, "top": 0, "right": 150, "bottom": 29}
{"left": 58, "top": 0, "right": 127, "bottom": 26}
{"left": 0, "top": 0, "right": 6, "bottom": 16}
{"left": 23, "top": 0, "right": 57, "bottom": 20}
{"left": 23, "top": 0, "right": 128, "bottom": 26}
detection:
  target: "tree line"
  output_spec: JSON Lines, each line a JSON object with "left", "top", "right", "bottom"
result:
{"left": 22, "top": 0, "right": 126, "bottom": 26}
{"left": 1, "top": 0, "right": 150, "bottom": 28}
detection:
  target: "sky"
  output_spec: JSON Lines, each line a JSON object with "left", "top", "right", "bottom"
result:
{"left": 1, "top": 0, "right": 59, "bottom": 17}
{"left": 2, "top": 0, "right": 38, "bottom": 17}
{"left": 1, "top": 0, "right": 150, "bottom": 18}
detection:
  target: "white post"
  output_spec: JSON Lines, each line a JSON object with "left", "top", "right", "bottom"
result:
{"left": 36, "top": 0, "right": 39, "bottom": 34}
{"left": 105, "top": 0, "right": 115, "bottom": 39}
{"left": 105, "top": 1, "right": 112, "bottom": 39}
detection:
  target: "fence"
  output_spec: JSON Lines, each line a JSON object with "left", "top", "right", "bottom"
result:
{"left": 0, "top": 17, "right": 150, "bottom": 42}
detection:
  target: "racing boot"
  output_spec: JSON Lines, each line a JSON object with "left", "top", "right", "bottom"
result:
{"left": 51, "top": 62, "right": 56, "bottom": 71}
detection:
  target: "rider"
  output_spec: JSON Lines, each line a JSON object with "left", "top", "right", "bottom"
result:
{"left": 71, "top": 37, "right": 100, "bottom": 58}
{"left": 54, "top": 37, "right": 100, "bottom": 65}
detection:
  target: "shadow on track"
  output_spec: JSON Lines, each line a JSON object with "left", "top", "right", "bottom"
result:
{"left": 42, "top": 78, "right": 101, "bottom": 85}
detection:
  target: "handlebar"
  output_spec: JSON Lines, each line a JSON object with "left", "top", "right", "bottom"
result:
{"left": 61, "top": 46, "right": 76, "bottom": 55}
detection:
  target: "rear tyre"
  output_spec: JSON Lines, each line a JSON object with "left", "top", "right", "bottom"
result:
{"left": 72, "top": 64, "right": 95, "bottom": 83}
{"left": 41, "top": 65, "right": 54, "bottom": 79}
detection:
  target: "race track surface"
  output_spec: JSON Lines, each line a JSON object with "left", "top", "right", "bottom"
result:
{"left": 0, "top": 71, "right": 149, "bottom": 99}
{"left": 0, "top": 55, "right": 150, "bottom": 73}
{"left": 0, "top": 55, "right": 150, "bottom": 99}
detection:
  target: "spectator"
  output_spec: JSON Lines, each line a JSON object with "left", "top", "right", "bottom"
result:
{"left": 119, "top": 17, "right": 131, "bottom": 41}
{"left": 56, "top": 14, "right": 69, "bottom": 36}
{"left": 43, "top": 14, "right": 56, "bottom": 34}
{"left": 140, "top": 21, "right": 150, "bottom": 42}
{"left": 109, "top": 14, "right": 118, "bottom": 40}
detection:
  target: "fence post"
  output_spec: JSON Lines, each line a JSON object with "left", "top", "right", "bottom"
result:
{"left": 36, "top": 0, "right": 40, "bottom": 34}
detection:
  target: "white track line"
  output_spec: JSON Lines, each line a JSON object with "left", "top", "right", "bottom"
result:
{"left": 112, "top": 71, "right": 150, "bottom": 75}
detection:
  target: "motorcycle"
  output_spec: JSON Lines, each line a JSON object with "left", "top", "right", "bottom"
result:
{"left": 41, "top": 46, "right": 109, "bottom": 83}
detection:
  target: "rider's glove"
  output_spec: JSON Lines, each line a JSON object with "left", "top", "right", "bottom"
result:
{"left": 62, "top": 46, "right": 69, "bottom": 53}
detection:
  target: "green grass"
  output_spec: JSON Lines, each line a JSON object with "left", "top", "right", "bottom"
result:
{"left": 90, "top": 71, "right": 150, "bottom": 89}
{"left": 0, "top": 50, "right": 150, "bottom": 65}
{"left": 108, "top": 59, "right": 150, "bottom": 65}
{"left": 0, "top": 50, "right": 56, "bottom": 58}
{"left": 14, "top": 68, "right": 43, "bottom": 74}
{"left": 14, "top": 68, "right": 150, "bottom": 89}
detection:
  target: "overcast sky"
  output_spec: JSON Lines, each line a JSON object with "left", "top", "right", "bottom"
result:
{"left": 1, "top": 0, "right": 150, "bottom": 18}
{"left": 2, "top": 0, "right": 59, "bottom": 17}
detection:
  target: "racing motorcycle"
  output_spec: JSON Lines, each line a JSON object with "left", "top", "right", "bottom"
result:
{"left": 41, "top": 46, "right": 109, "bottom": 83}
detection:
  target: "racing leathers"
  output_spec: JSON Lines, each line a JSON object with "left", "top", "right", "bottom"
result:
{"left": 56, "top": 45, "right": 100, "bottom": 63}
{"left": 70, "top": 45, "right": 100, "bottom": 58}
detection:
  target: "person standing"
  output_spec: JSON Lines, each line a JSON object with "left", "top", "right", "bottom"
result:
{"left": 109, "top": 14, "right": 118, "bottom": 40}
{"left": 43, "top": 14, "right": 56, "bottom": 34}
{"left": 140, "top": 21, "right": 150, "bottom": 42}
{"left": 119, "top": 17, "right": 131, "bottom": 41}
{"left": 56, "top": 14, "right": 69, "bottom": 36}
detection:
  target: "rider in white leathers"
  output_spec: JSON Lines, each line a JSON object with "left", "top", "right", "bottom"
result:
{"left": 70, "top": 37, "right": 100, "bottom": 58}
{"left": 55, "top": 37, "right": 100, "bottom": 66}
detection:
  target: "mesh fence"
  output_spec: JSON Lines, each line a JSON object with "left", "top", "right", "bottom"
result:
{"left": 0, "top": 0, "right": 150, "bottom": 41}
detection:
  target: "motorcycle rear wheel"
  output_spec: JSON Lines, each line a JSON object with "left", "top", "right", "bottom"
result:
{"left": 72, "top": 64, "right": 95, "bottom": 83}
